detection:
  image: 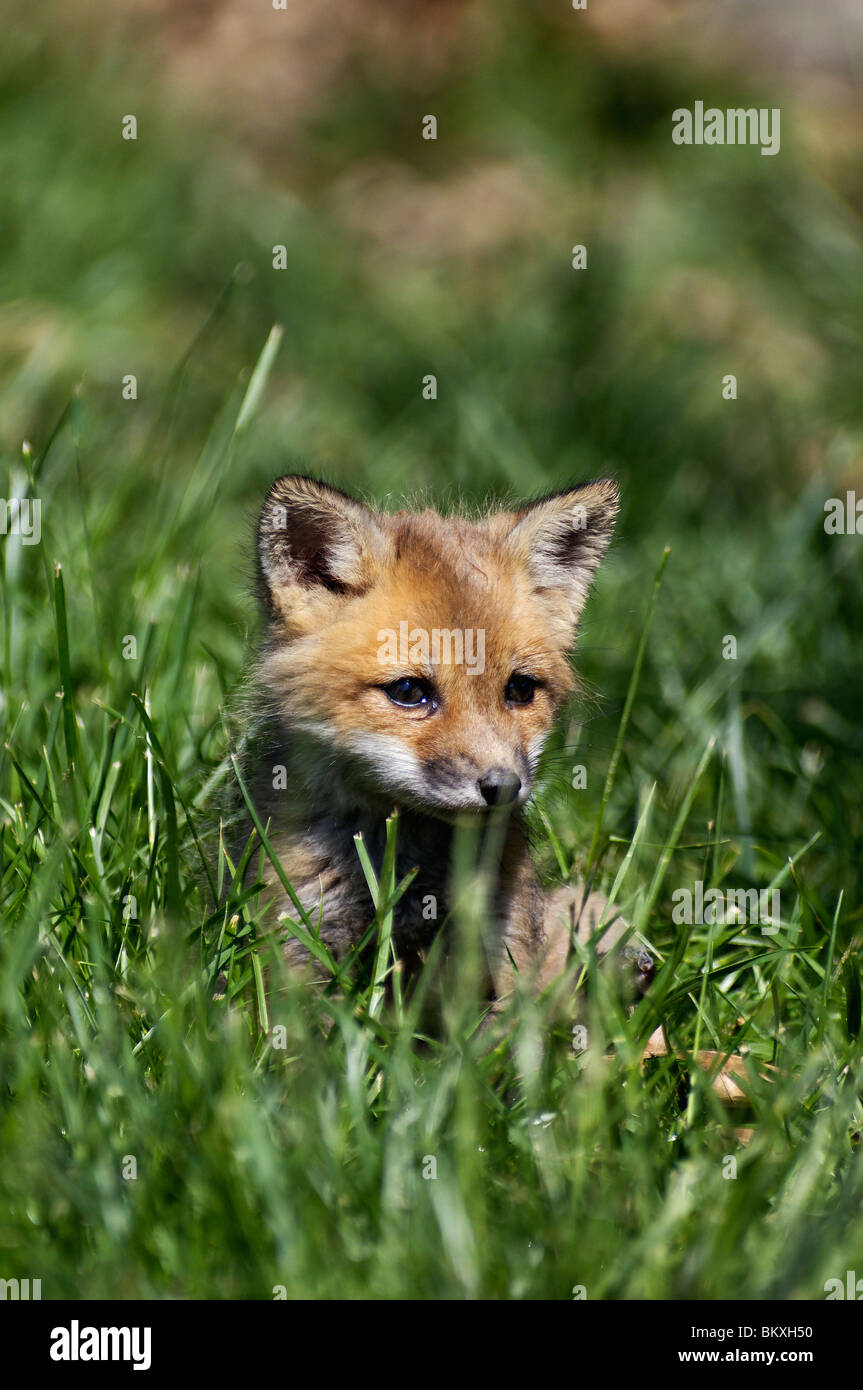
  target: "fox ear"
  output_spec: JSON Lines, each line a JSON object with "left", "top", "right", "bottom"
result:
{"left": 506, "top": 479, "right": 619, "bottom": 625}
{"left": 257, "top": 475, "right": 389, "bottom": 611}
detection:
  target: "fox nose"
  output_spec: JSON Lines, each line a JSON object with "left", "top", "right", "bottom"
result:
{"left": 478, "top": 769, "right": 522, "bottom": 806}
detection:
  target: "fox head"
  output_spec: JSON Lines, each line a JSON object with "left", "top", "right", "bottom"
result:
{"left": 256, "top": 474, "right": 618, "bottom": 817}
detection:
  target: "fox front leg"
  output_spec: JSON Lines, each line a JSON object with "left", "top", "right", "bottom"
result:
{"left": 493, "top": 883, "right": 653, "bottom": 1008}
{"left": 546, "top": 884, "right": 654, "bottom": 1001}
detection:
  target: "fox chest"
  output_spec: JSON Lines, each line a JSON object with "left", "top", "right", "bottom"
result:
{"left": 266, "top": 829, "right": 456, "bottom": 963}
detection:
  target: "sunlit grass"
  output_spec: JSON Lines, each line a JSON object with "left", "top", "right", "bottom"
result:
{"left": 1, "top": 0, "right": 862, "bottom": 1300}
{"left": 1, "top": 344, "right": 861, "bottom": 1300}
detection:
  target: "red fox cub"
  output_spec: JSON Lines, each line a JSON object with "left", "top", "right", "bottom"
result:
{"left": 247, "top": 473, "right": 650, "bottom": 1014}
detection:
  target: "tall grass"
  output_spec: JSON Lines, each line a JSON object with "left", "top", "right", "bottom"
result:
{"left": 1, "top": 0, "right": 862, "bottom": 1299}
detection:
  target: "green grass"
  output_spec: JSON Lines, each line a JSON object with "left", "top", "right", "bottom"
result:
{"left": 1, "top": 376, "right": 860, "bottom": 1299}
{"left": 1, "top": 0, "right": 862, "bottom": 1300}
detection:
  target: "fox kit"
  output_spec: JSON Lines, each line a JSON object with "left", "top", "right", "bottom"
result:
{"left": 245, "top": 474, "right": 649, "bottom": 1015}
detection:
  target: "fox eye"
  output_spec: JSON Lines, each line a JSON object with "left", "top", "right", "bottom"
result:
{"left": 505, "top": 673, "right": 540, "bottom": 705}
{"left": 382, "top": 677, "right": 435, "bottom": 709}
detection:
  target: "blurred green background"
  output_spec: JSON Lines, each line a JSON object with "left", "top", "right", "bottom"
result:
{"left": 1, "top": 0, "right": 863, "bottom": 1299}
{"left": 5, "top": 0, "right": 861, "bottom": 898}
